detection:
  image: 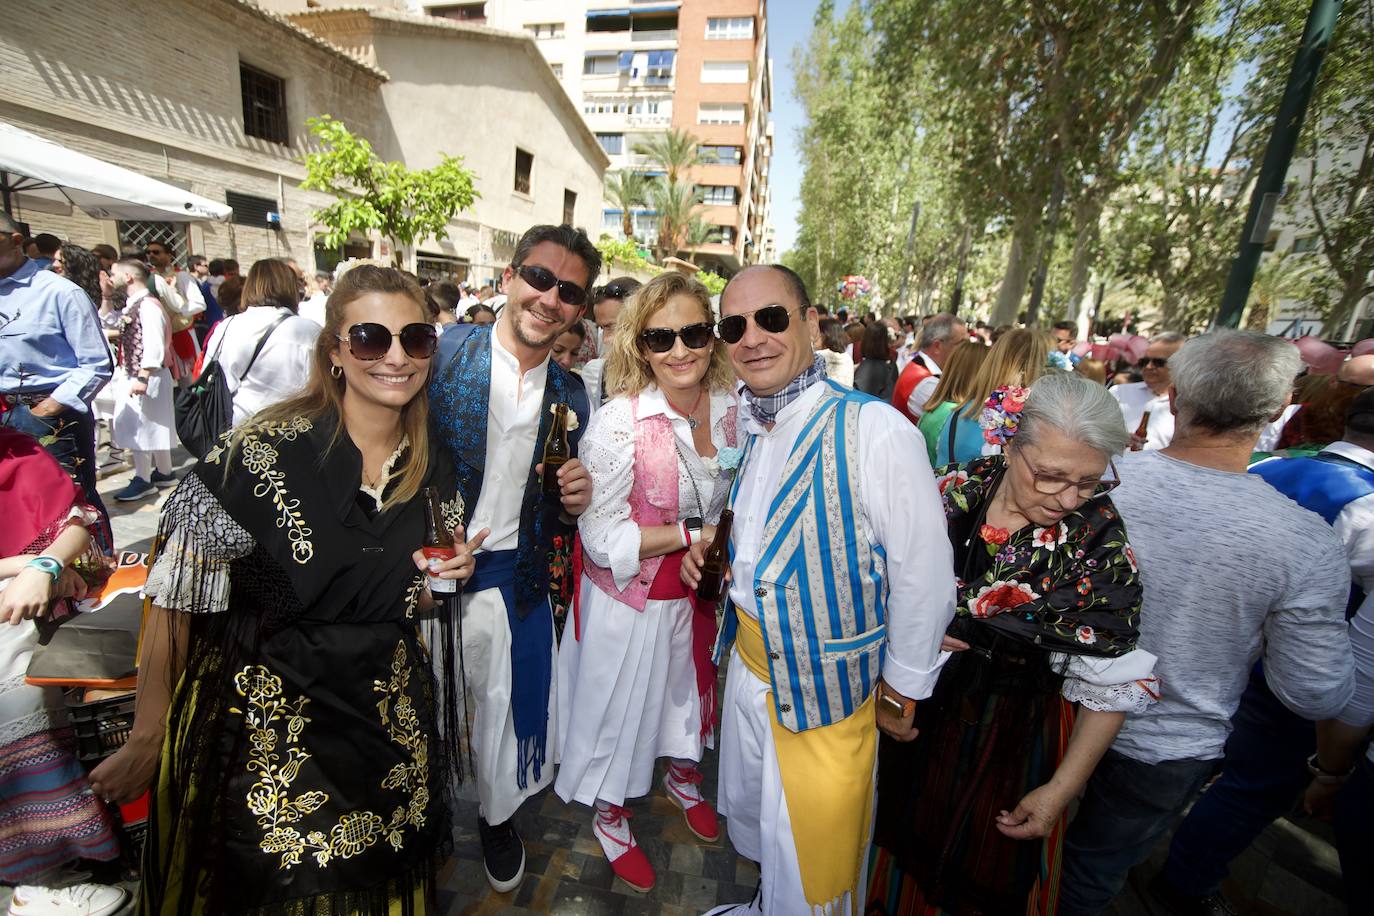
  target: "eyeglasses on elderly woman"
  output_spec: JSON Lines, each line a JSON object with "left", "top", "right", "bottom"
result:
{"left": 1011, "top": 448, "right": 1120, "bottom": 498}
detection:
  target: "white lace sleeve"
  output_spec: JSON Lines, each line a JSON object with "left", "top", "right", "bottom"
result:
{"left": 1056, "top": 648, "right": 1162, "bottom": 714}
{"left": 577, "top": 397, "right": 644, "bottom": 590}
{"left": 143, "top": 473, "right": 255, "bottom": 614}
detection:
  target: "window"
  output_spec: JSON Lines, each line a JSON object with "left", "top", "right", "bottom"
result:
{"left": 514, "top": 148, "right": 533, "bottom": 195}
{"left": 1291, "top": 234, "right": 1319, "bottom": 254}
{"left": 700, "top": 145, "right": 743, "bottom": 164}
{"left": 596, "top": 133, "right": 624, "bottom": 155}
{"left": 427, "top": 3, "right": 486, "bottom": 23}
{"left": 587, "top": 12, "right": 631, "bottom": 33}
{"left": 563, "top": 190, "right": 577, "bottom": 226}
{"left": 584, "top": 53, "right": 618, "bottom": 75}
{"left": 698, "top": 103, "right": 746, "bottom": 125}
{"left": 706, "top": 17, "right": 753, "bottom": 40}
{"left": 702, "top": 61, "right": 749, "bottom": 84}
{"left": 701, "top": 185, "right": 740, "bottom": 206}
{"left": 526, "top": 22, "right": 564, "bottom": 39}
{"left": 550, "top": 63, "right": 563, "bottom": 78}
{"left": 708, "top": 225, "right": 738, "bottom": 245}
{"left": 118, "top": 222, "right": 188, "bottom": 263}
{"left": 416, "top": 253, "right": 470, "bottom": 285}
{"left": 225, "top": 190, "right": 279, "bottom": 228}
{"left": 645, "top": 50, "right": 676, "bottom": 83}
{"left": 240, "top": 62, "right": 287, "bottom": 144}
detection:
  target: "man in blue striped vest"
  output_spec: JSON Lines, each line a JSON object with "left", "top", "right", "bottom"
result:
{"left": 686, "top": 265, "right": 956, "bottom": 915}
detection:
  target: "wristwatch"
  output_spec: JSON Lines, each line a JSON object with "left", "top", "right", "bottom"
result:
{"left": 876, "top": 680, "right": 915, "bottom": 719}
{"left": 1307, "top": 752, "right": 1354, "bottom": 785}
{"left": 683, "top": 516, "right": 704, "bottom": 544}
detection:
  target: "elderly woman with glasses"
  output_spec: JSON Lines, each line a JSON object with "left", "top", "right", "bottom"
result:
{"left": 869, "top": 372, "right": 1159, "bottom": 916}
{"left": 556, "top": 271, "right": 737, "bottom": 892}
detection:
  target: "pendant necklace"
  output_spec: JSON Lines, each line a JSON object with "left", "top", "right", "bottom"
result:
{"left": 667, "top": 386, "right": 706, "bottom": 430}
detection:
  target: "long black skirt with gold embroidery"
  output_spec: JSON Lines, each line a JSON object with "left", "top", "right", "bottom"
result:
{"left": 139, "top": 590, "right": 452, "bottom": 915}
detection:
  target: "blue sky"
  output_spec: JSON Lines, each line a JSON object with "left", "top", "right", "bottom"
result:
{"left": 769, "top": 0, "right": 836, "bottom": 256}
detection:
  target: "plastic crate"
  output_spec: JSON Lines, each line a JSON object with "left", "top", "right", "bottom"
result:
{"left": 66, "top": 689, "right": 136, "bottom": 762}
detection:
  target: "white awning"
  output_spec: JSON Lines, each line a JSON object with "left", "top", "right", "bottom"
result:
{"left": 0, "top": 121, "right": 232, "bottom": 223}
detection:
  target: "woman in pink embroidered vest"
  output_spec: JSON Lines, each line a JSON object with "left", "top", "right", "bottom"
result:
{"left": 555, "top": 272, "right": 737, "bottom": 892}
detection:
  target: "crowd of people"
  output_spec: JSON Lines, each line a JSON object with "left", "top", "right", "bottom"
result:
{"left": 0, "top": 213, "right": 1369, "bottom": 916}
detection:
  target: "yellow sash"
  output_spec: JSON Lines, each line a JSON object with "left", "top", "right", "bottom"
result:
{"left": 735, "top": 612, "right": 877, "bottom": 910}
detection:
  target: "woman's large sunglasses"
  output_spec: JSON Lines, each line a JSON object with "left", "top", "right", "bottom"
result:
{"left": 716, "top": 304, "right": 805, "bottom": 344}
{"left": 517, "top": 264, "right": 588, "bottom": 306}
{"left": 337, "top": 322, "right": 438, "bottom": 361}
{"left": 639, "top": 323, "right": 715, "bottom": 353}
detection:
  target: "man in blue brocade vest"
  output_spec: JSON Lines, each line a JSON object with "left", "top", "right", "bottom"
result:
{"left": 428, "top": 225, "right": 597, "bottom": 893}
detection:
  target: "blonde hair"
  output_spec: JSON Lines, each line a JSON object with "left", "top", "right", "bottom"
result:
{"left": 957, "top": 328, "right": 1052, "bottom": 420}
{"left": 923, "top": 340, "right": 989, "bottom": 412}
{"left": 603, "top": 272, "right": 735, "bottom": 397}
{"left": 231, "top": 265, "right": 432, "bottom": 512}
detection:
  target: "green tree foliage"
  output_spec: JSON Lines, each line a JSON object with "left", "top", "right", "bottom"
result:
{"left": 633, "top": 128, "right": 711, "bottom": 262}
{"left": 596, "top": 234, "right": 656, "bottom": 275}
{"left": 604, "top": 170, "right": 651, "bottom": 239}
{"left": 301, "top": 116, "right": 478, "bottom": 265}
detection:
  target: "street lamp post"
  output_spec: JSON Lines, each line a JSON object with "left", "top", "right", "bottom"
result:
{"left": 1213, "top": 0, "right": 1344, "bottom": 329}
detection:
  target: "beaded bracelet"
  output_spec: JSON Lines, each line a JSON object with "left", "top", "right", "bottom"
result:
{"left": 24, "top": 556, "right": 63, "bottom": 585}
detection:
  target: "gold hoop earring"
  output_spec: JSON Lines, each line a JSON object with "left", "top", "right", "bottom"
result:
{"left": 330, "top": 365, "right": 342, "bottom": 379}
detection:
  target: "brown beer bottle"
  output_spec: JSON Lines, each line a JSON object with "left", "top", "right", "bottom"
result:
{"left": 696, "top": 509, "right": 734, "bottom": 604}
{"left": 1130, "top": 410, "right": 1151, "bottom": 451}
{"left": 542, "top": 403, "right": 570, "bottom": 497}
{"left": 422, "top": 486, "right": 458, "bottom": 595}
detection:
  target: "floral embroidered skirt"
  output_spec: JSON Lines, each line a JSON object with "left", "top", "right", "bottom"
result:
{"left": 869, "top": 631, "right": 1073, "bottom": 916}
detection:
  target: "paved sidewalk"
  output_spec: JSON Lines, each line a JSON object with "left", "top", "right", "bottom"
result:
{"left": 93, "top": 452, "right": 1345, "bottom": 915}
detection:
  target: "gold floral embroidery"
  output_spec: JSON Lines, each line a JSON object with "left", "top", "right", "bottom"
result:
{"left": 234, "top": 417, "right": 314, "bottom": 564}
{"left": 403, "top": 573, "right": 425, "bottom": 620}
{"left": 440, "top": 494, "right": 464, "bottom": 538}
{"left": 233, "top": 645, "right": 430, "bottom": 870}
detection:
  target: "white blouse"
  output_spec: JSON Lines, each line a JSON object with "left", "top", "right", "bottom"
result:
{"left": 578, "top": 386, "right": 736, "bottom": 591}
{"left": 202, "top": 307, "right": 320, "bottom": 426}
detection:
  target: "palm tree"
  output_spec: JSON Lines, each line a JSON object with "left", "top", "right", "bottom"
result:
{"left": 647, "top": 178, "right": 704, "bottom": 262}
{"left": 604, "top": 170, "right": 650, "bottom": 239}
{"left": 632, "top": 129, "right": 704, "bottom": 184}
{"left": 1244, "top": 249, "right": 1320, "bottom": 332}
{"left": 682, "top": 217, "right": 714, "bottom": 254}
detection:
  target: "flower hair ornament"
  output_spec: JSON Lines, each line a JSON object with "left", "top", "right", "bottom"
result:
{"left": 980, "top": 385, "right": 1029, "bottom": 447}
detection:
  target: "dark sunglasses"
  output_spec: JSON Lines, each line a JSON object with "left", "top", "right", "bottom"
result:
{"left": 516, "top": 264, "right": 588, "bottom": 306}
{"left": 716, "top": 304, "right": 804, "bottom": 345}
{"left": 599, "top": 282, "right": 632, "bottom": 300}
{"left": 337, "top": 322, "right": 438, "bottom": 361}
{"left": 1136, "top": 356, "right": 1170, "bottom": 369}
{"left": 639, "top": 323, "right": 715, "bottom": 353}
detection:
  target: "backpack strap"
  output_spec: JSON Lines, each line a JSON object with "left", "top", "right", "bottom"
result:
{"left": 236, "top": 311, "right": 292, "bottom": 390}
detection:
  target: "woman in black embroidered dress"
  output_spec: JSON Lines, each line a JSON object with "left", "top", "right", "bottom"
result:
{"left": 89, "top": 266, "right": 480, "bottom": 915}
{"left": 870, "top": 373, "right": 1159, "bottom": 916}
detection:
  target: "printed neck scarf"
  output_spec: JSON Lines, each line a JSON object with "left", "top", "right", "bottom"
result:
{"left": 743, "top": 353, "right": 828, "bottom": 426}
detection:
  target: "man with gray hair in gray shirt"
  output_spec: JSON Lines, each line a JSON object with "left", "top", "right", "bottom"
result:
{"left": 1057, "top": 330, "right": 1355, "bottom": 915}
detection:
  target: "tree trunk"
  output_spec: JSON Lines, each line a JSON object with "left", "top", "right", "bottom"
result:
{"left": 992, "top": 222, "right": 1037, "bottom": 326}
{"left": 1328, "top": 272, "right": 1370, "bottom": 340}
{"left": 1066, "top": 198, "right": 1104, "bottom": 338}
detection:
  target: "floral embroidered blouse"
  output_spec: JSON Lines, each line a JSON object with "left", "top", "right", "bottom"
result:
{"left": 936, "top": 455, "right": 1160, "bottom": 712}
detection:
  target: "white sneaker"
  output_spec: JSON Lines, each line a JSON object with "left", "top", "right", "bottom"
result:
{"left": 8, "top": 884, "right": 130, "bottom": 916}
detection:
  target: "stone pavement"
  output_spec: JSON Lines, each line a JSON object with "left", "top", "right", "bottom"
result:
{"left": 89, "top": 448, "right": 1345, "bottom": 915}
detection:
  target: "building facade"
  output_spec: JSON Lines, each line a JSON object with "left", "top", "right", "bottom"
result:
{"left": 5, "top": 0, "right": 607, "bottom": 285}
{"left": 2, "top": 0, "right": 385, "bottom": 269}
{"left": 435, "top": 0, "right": 775, "bottom": 275}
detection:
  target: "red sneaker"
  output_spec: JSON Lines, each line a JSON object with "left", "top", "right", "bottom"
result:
{"left": 593, "top": 804, "right": 655, "bottom": 892}
{"left": 664, "top": 764, "right": 721, "bottom": 842}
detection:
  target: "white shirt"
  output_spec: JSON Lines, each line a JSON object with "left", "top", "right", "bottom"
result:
{"left": 581, "top": 358, "right": 606, "bottom": 419}
{"left": 158, "top": 269, "right": 206, "bottom": 318}
{"left": 126, "top": 288, "right": 169, "bottom": 371}
{"left": 578, "top": 387, "right": 736, "bottom": 590}
{"left": 299, "top": 292, "right": 328, "bottom": 327}
{"left": 468, "top": 320, "right": 548, "bottom": 551}
{"left": 1109, "top": 381, "right": 1174, "bottom": 450}
{"left": 905, "top": 351, "right": 943, "bottom": 419}
{"left": 202, "top": 307, "right": 319, "bottom": 425}
{"left": 726, "top": 383, "right": 957, "bottom": 700}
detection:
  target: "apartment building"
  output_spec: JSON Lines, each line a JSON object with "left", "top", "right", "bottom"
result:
{"left": 428, "top": 0, "right": 775, "bottom": 275}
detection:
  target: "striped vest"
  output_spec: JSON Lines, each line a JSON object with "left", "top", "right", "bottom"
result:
{"left": 716, "top": 380, "right": 889, "bottom": 733}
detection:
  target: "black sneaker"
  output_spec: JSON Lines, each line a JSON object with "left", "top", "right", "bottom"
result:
{"left": 1147, "top": 872, "right": 1238, "bottom": 916}
{"left": 477, "top": 816, "right": 525, "bottom": 893}
{"left": 150, "top": 469, "right": 179, "bottom": 488}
